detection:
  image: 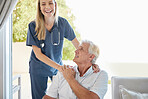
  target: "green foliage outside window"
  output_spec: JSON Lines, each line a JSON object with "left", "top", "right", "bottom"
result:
{"left": 13, "top": 0, "right": 81, "bottom": 60}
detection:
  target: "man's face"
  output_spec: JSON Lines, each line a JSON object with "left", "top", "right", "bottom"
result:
{"left": 73, "top": 42, "right": 91, "bottom": 64}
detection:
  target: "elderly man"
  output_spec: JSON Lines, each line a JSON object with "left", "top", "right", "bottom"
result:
{"left": 43, "top": 40, "right": 108, "bottom": 99}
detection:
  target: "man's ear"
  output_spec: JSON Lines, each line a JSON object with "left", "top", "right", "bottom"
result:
{"left": 89, "top": 54, "right": 95, "bottom": 61}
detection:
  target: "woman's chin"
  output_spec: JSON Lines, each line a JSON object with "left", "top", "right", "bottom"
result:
{"left": 44, "top": 13, "right": 54, "bottom": 18}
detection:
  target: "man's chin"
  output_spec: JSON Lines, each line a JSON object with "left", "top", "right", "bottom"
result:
{"left": 73, "top": 58, "right": 77, "bottom": 63}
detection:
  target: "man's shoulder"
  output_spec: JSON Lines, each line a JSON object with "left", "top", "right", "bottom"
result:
{"left": 94, "top": 70, "right": 108, "bottom": 79}
{"left": 100, "top": 70, "right": 108, "bottom": 75}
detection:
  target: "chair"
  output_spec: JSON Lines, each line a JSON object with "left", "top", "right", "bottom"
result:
{"left": 13, "top": 75, "right": 21, "bottom": 99}
{"left": 111, "top": 76, "right": 148, "bottom": 99}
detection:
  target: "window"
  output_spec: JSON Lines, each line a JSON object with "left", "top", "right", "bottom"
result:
{"left": 66, "top": 0, "right": 148, "bottom": 78}
{"left": 0, "top": 16, "right": 12, "bottom": 99}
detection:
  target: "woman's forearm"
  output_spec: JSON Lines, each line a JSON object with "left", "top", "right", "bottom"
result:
{"left": 32, "top": 45, "right": 62, "bottom": 71}
{"left": 37, "top": 52, "right": 62, "bottom": 71}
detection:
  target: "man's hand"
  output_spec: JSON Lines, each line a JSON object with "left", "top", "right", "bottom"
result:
{"left": 92, "top": 64, "right": 100, "bottom": 73}
{"left": 62, "top": 65, "right": 76, "bottom": 82}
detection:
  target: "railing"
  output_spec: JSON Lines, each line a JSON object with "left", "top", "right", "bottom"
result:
{"left": 13, "top": 75, "right": 21, "bottom": 99}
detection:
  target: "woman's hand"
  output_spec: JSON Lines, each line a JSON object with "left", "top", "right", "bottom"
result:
{"left": 58, "top": 66, "right": 63, "bottom": 72}
{"left": 92, "top": 64, "right": 100, "bottom": 73}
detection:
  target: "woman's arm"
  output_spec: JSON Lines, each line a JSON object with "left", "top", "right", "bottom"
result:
{"left": 72, "top": 37, "right": 80, "bottom": 49}
{"left": 32, "top": 45, "right": 62, "bottom": 71}
{"left": 32, "top": 37, "right": 78, "bottom": 72}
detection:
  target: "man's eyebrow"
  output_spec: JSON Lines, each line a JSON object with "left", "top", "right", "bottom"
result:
{"left": 41, "top": 1, "right": 46, "bottom": 3}
{"left": 80, "top": 46, "right": 84, "bottom": 50}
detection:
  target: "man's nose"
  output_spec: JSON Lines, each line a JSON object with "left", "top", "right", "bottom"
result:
{"left": 75, "top": 49, "right": 79, "bottom": 54}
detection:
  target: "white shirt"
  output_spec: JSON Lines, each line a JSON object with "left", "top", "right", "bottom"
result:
{"left": 46, "top": 66, "right": 108, "bottom": 99}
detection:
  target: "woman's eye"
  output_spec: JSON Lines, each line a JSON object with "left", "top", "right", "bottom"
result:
{"left": 42, "top": 4, "right": 45, "bottom": 6}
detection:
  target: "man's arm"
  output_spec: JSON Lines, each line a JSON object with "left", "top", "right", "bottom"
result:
{"left": 62, "top": 65, "right": 100, "bottom": 99}
{"left": 42, "top": 95, "right": 56, "bottom": 99}
{"left": 72, "top": 37, "right": 79, "bottom": 49}
{"left": 43, "top": 72, "right": 61, "bottom": 99}
{"left": 68, "top": 78, "right": 100, "bottom": 99}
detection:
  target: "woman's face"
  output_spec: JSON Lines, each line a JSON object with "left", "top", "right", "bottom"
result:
{"left": 40, "top": 0, "right": 56, "bottom": 18}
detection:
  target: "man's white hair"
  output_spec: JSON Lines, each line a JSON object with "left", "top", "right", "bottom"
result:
{"left": 81, "top": 40, "right": 100, "bottom": 64}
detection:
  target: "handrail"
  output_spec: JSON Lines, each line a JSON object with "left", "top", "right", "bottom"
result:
{"left": 13, "top": 74, "right": 21, "bottom": 99}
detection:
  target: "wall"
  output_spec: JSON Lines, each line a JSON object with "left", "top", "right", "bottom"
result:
{"left": 12, "top": 42, "right": 31, "bottom": 73}
{"left": 13, "top": 42, "right": 148, "bottom": 79}
{"left": 104, "top": 62, "right": 148, "bottom": 79}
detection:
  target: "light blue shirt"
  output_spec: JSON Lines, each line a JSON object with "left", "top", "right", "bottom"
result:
{"left": 46, "top": 66, "right": 108, "bottom": 99}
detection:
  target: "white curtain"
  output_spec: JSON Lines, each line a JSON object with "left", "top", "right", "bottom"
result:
{"left": 0, "top": 0, "right": 17, "bottom": 29}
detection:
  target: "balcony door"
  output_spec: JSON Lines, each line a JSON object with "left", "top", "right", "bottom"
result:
{"left": 0, "top": 0, "right": 17, "bottom": 99}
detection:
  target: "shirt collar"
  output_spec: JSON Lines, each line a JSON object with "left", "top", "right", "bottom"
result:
{"left": 73, "top": 65, "right": 94, "bottom": 77}
{"left": 46, "top": 22, "right": 58, "bottom": 33}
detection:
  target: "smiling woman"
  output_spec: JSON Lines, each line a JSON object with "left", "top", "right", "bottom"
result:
{"left": 26, "top": 0, "right": 80, "bottom": 98}
{"left": 35, "top": 0, "right": 58, "bottom": 40}
{"left": 12, "top": 0, "right": 80, "bottom": 60}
